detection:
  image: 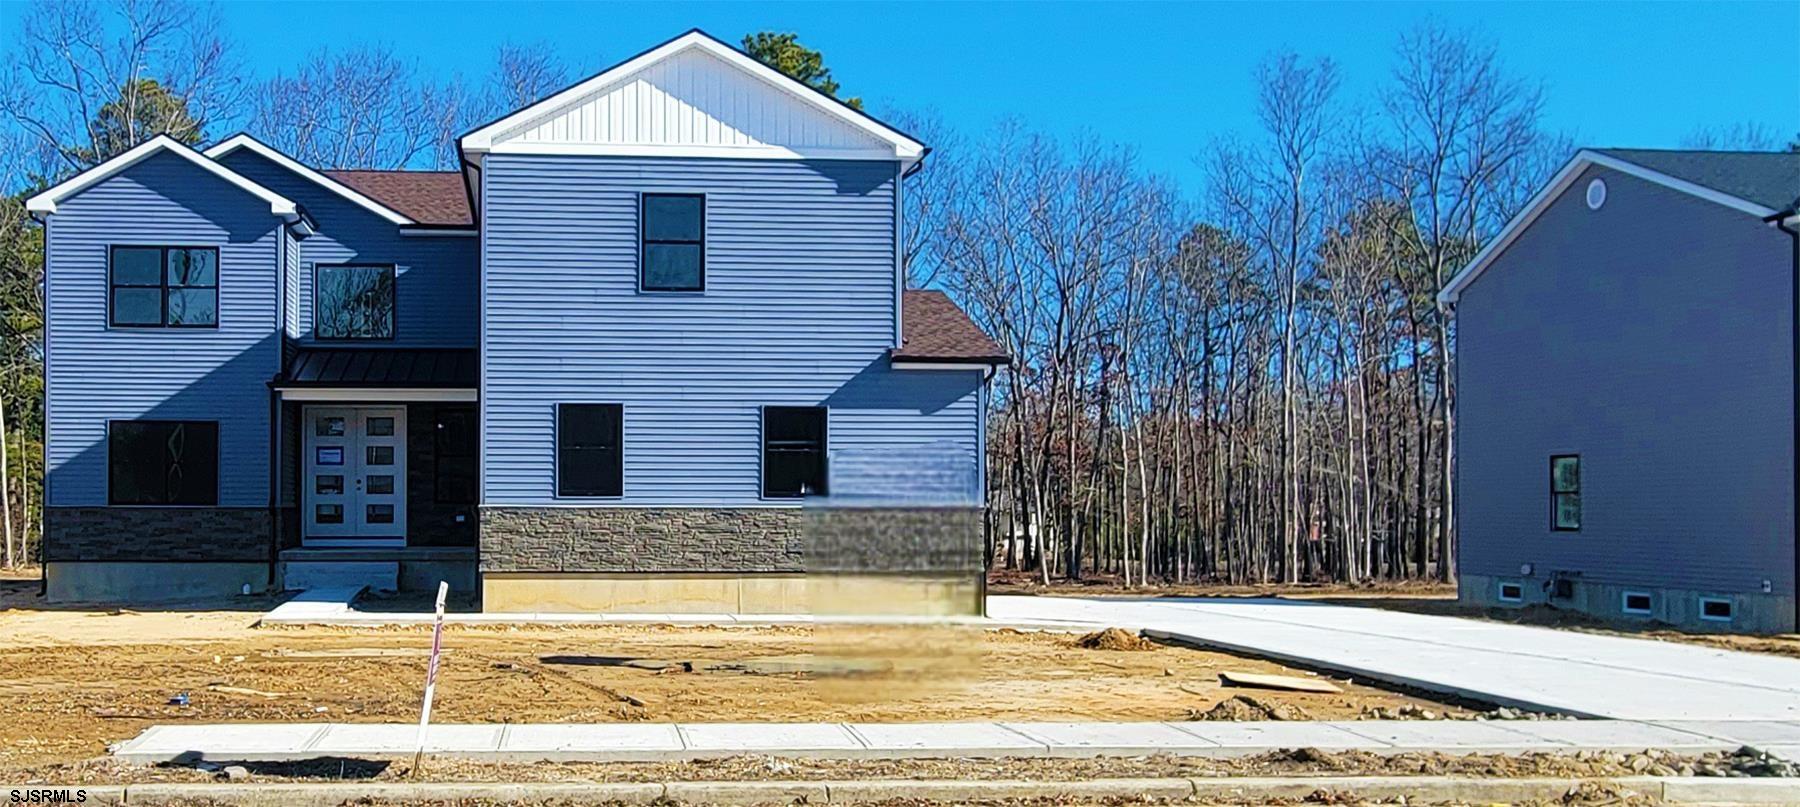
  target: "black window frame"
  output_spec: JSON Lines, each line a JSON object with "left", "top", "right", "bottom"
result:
{"left": 638, "top": 192, "right": 706, "bottom": 292}
{"left": 556, "top": 403, "right": 624, "bottom": 498}
{"left": 1550, "top": 454, "right": 1581, "bottom": 532}
{"left": 761, "top": 405, "right": 828, "bottom": 499}
{"left": 108, "top": 245, "right": 220, "bottom": 329}
{"left": 313, "top": 262, "right": 398, "bottom": 341}
{"left": 107, "top": 419, "right": 221, "bottom": 506}
{"left": 433, "top": 406, "right": 478, "bottom": 505}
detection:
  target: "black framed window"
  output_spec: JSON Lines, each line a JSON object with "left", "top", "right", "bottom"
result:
{"left": 1551, "top": 454, "right": 1580, "bottom": 531}
{"left": 435, "top": 407, "right": 477, "bottom": 504}
{"left": 762, "top": 406, "right": 827, "bottom": 498}
{"left": 557, "top": 403, "right": 623, "bottom": 497}
{"left": 110, "top": 246, "right": 218, "bottom": 327}
{"left": 108, "top": 420, "right": 219, "bottom": 505}
{"left": 639, "top": 193, "right": 704, "bottom": 291}
{"left": 315, "top": 264, "right": 396, "bottom": 339}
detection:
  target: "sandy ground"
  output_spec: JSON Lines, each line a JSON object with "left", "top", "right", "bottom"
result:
{"left": 0, "top": 580, "right": 1460, "bottom": 771}
{"left": 8, "top": 746, "right": 1731, "bottom": 785}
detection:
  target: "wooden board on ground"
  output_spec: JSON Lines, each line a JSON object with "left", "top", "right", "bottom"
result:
{"left": 1219, "top": 670, "right": 1342, "bottom": 693}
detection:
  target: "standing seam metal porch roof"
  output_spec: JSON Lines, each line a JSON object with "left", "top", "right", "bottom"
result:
{"left": 276, "top": 347, "right": 478, "bottom": 388}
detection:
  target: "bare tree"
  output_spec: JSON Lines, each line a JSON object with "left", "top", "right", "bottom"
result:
{"left": 1370, "top": 22, "right": 1547, "bottom": 581}
{"left": 1681, "top": 122, "right": 1790, "bottom": 151}
{"left": 886, "top": 108, "right": 965, "bottom": 289}
{"left": 252, "top": 45, "right": 465, "bottom": 169}
{"left": 1, "top": 0, "right": 244, "bottom": 169}
{"left": 1208, "top": 51, "right": 1340, "bottom": 582}
{"left": 488, "top": 41, "right": 571, "bottom": 113}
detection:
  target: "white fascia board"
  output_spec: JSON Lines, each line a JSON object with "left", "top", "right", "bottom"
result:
{"left": 205, "top": 134, "right": 414, "bottom": 225}
{"left": 460, "top": 30, "right": 924, "bottom": 162}
{"left": 1436, "top": 149, "right": 1781, "bottom": 310}
{"left": 276, "top": 387, "right": 477, "bottom": 402}
{"left": 27, "top": 134, "right": 299, "bottom": 220}
{"left": 890, "top": 360, "right": 1000, "bottom": 371}
{"left": 485, "top": 141, "right": 904, "bottom": 161}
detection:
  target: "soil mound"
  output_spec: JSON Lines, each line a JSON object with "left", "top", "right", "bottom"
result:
{"left": 1072, "top": 627, "right": 1157, "bottom": 651}
{"left": 1191, "top": 694, "right": 1313, "bottom": 721}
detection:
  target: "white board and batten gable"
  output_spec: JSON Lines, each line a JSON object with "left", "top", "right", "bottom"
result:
{"left": 459, "top": 29, "right": 925, "bottom": 165}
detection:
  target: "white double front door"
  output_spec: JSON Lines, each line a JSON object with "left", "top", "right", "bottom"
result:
{"left": 303, "top": 406, "right": 407, "bottom": 546}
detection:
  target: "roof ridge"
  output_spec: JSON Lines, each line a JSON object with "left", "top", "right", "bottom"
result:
{"left": 1599, "top": 146, "right": 1800, "bottom": 157}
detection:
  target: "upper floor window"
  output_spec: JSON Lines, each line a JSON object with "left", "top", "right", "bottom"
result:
{"left": 110, "top": 246, "right": 218, "bottom": 328}
{"left": 640, "top": 193, "right": 704, "bottom": 292}
{"left": 763, "top": 406, "right": 827, "bottom": 498}
{"left": 1551, "top": 454, "right": 1581, "bottom": 531}
{"left": 557, "top": 403, "right": 623, "bottom": 497}
{"left": 109, "top": 420, "right": 219, "bottom": 505}
{"left": 315, "top": 264, "right": 395, "bottom": 340}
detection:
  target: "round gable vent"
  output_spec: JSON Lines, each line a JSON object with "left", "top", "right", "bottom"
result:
{"left": 1585, "top": 178, "right": 1607, "bottom": 210}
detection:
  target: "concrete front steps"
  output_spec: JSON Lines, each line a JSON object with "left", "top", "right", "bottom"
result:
{"left": 111, "top": 719, "right": 1800, "bottom": 764}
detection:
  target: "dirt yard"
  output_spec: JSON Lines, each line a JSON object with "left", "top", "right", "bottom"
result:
{"left": 0, "top": 580, "right": 1466, "bottom": 771}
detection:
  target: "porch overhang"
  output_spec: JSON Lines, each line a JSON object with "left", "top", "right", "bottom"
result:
{"left": 276, "top": 387, "right": 477, "bottom": 402}
{"left": 273, "top": 347, "right": 478, "bottom": 401}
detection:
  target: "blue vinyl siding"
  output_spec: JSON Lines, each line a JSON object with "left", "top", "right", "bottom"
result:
{"left": 217, "top": 150, "right": 477, "bottom": 347}
{"left": 481, "top": 155, "right": 981, "bottom": 506}
{"left": 1457, "top": 164, "right": 1795, "bottom": 597}
{"left": 45, "top": 150, "right": 282, "bottom": 507}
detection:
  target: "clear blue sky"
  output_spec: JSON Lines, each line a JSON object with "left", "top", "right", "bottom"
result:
{"left": 6, "top": 1, "right": 1796, "bottom": 189}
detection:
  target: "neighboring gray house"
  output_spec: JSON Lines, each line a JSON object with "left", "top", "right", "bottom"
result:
{"left": 27, "top": 30, "right": 1007, "bottom": 614}
{"left": 1439, "top": 148, "right": 1799, "bottom": 633}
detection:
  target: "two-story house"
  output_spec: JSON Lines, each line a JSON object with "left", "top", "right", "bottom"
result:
{"left": 1441, "top": 148, "right": 1798, "bottom": 634}
{"left": 27, "top": 30, "right": 1007, "bottom": 614}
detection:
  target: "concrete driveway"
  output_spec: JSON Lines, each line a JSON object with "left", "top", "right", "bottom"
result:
{"left": 987, "top": 595, "right": 1800, "bottom": 721}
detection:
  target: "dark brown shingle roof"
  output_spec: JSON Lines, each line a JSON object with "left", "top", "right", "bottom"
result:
{"left": 895, "top": 289, "right": 1008, "bottom": 365}
{"left": 323, "top": 170, "right": 471, "bottom": 226}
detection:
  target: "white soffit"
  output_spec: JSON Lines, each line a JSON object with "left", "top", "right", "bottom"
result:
{"left": 461, "top": 30, "right": 924, "bottom": 163}
{"left": 204, "top": 134, "right": 415, "bottom": 225}
{"left": 26, "top": 134, "right": 299, "bottom": 219}
{"left": 1436, "top": 149, "right": 1783, "bottom": 308}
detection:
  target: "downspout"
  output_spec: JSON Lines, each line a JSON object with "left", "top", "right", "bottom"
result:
{"left": 34, "top": 212, "right": 48, "bottom": 598}
{"left": 1778, "top": 213, "right": 1799, "bottom": 632}
{"left": 269, "top": 226, "right": 288, "bottom": 591}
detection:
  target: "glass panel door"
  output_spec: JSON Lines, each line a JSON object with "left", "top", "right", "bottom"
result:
{"left": 304, "top": 407, "right": 358, "bottom": 539}
{"left": 355, "top": 407, "right": 407, "bottom": 537}
{"left": 302, "top": 406, "right": 407, "bottom": 545}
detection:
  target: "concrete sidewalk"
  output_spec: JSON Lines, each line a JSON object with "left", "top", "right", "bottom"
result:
{"left": 110, "top": 719, "right": 1800, "bottom": 764}
{"left": 258, "top": 588, "right": 1089, "bottom": 630}
{"left": 988, "top": 595, "right": 1800, "bottom": 721}
{"left": 48, "top": 776, "right": 1800, "bottom": 807}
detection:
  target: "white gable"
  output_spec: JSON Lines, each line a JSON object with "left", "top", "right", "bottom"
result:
{"left": 462, "top": 31, "right": 923, "bottom": 164}
{"left": 26, "top": 134, "right": 299, "bottom": 220}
